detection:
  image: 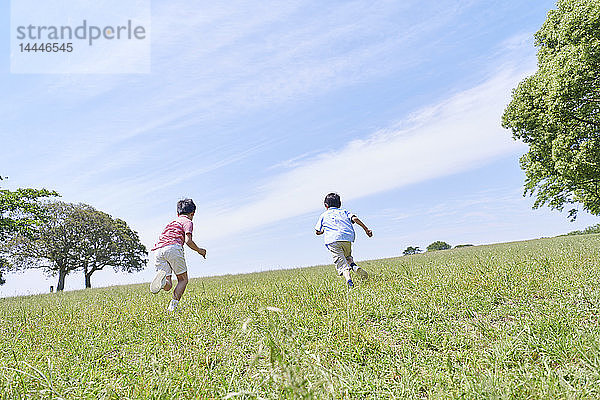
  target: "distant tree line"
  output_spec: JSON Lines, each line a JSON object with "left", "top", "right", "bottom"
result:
{"left": 562, "top": 223, "right": 600, "bottom": 236}
{"left": 403, "top": 241, "right": 474, "bottom": 255}
{"left": 1, "top": 176, "right": 147, "bottom": 291}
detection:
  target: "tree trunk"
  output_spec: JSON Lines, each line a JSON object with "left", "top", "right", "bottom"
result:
{"left": 84, "top": 264, "right": 98, "bottom": 288}
{"left": 83, "top": 264, "right": 91, "bottom": 288}
{"left": 57, "top": 269, "right": 67, "bottom": 291}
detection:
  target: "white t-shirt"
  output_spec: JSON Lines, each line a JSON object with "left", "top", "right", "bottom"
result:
{"left": 315, "top": 207, "right": 356, "bottom": 245}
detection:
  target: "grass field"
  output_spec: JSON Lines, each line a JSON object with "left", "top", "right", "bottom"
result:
{"left": 2, "top": 234, "right": 600, "bottom": 399}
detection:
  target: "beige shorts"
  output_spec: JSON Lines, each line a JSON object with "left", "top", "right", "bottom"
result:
{"left": 326, "top": 241, "right": 355, "bottom": 275}
{"left": 154, "top": 244, "right": 187, "bottom": 276}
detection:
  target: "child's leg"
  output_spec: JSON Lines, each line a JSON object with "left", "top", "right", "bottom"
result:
{"left": 344, "top": 244, "right": 368, "bottom": 279}
{"left": 162, "top": 245, "right": 188, "bottom": 310}
{"left": 173, "top": 272, "right": 188, "bottom": 300}
{"left": 327, "top": 242, "right": 353, "bottom": 286}
{"left": 166, "top": 272, "right": 189, "bottom": 312}
{"left": 341, "top": 269, "right": 351, "bottom": 281}
{"left": 164, "top": 275, "right": 173, "bottom": 291}
{"left": 349, "top": 260, "right": 369, "bottom": 278}
{"left": 346, "top": 255, "right": 356, "bottom": 268}
{"left": 150, "top": 249, "right": 169, "bottom": 294}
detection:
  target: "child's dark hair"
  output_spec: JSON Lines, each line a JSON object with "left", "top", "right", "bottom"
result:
{"left": 177, "top": 198, "right": 196, "bottom": 215}
{"left": 324, "top": 193, "right": 341, "bottom": 208}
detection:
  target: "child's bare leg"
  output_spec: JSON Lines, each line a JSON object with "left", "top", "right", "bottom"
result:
{"left": 163, "top": 275, "right": 173, "bottom": 291}
{"left": 341, "top": 269, "right": 351, "bottom": 281}
{"left": 173, "top": 272, "right": 188, "bottom": 300}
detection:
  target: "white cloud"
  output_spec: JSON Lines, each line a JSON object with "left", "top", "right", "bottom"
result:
{"left": 195, "top": 66, "right": 531, "bottom": 240}
{"left": 8, "top": 1, "right": 456, "bottom": 186}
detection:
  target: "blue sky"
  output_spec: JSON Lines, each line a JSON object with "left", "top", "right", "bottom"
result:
{"left": 1, "top": 0, "right": 598, "bottom": 297}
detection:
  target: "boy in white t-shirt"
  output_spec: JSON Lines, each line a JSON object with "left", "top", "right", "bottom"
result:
{"left": 149, "top": 198, "right": 206, "bottom": 311}
{"left": 315, "top": 193, "right": 373, "bottom": 288}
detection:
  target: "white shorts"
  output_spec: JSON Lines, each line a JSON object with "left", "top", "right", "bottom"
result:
{"left": 154, "top": 244, "right": 187, "bottom": 276}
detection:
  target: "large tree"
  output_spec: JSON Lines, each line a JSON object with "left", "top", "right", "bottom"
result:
{"left": 502, "top": 0, "right": 600, "bottom": 219}
{"left": 8, "top": 202, "right": 147, "bottom": 291}
{"left": 70, "top": 204, "right": 148, "bottom": 288}
{"left": 0, "top": 176, "right": 58, "bottom": 285}
{"left": 8, "top": 202, "right": 80, "bottom": 290}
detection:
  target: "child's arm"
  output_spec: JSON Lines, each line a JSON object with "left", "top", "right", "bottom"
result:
{"left": 351, "top": 216, "right": 373, "bottom": 237}
{"left": 315, "top": 215, "right": 324, "bottom": 235}
{"left": 185, "top": 233, "right": 207, "bottom": 258}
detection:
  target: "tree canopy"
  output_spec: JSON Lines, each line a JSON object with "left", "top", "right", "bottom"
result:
{"left": 426, "top": 241, "right": 451, "bottom": 251}
{"left": 7, "top": 202, "right": 147, "bottom": 291}
{"left": 403, "top": 246, "right": 422, "bottom": 256}
{"left": 502, "top": 0, "right": 600, "bottom": 219}
{"left": 71, "top": 204, "right": 148, "bottom": 288}
{"left": 0, "top": 185, "right": 59, "bottom": 241}
{"left": 0, "top": 177, "right": 58, "bottom": 285}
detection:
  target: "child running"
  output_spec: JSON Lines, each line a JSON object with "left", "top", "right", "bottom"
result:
{"left": 315, "top": 193, "right": 373, "bottom": 288}
{"left": 150, "top": 198, "right": 207, "bottom": 311}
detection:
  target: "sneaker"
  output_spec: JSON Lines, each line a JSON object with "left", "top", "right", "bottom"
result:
{"left": 150, "top": 270, "right": 167, "bottom": 294}
{"left": 355, "top": 267, "right": 369, "bottom": 279}
{"left": 167, "top": 299, "right": 179, "bottom": 312}
{"left": 347, "top": 279, "right": 354, "bottom": 289}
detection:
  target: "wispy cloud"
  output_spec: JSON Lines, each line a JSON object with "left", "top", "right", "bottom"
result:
{"left": 5, "top": 0, "right": 486, "bottom": 211}
{"left": 194, "top": 65, "right": 531, "bottom": 240}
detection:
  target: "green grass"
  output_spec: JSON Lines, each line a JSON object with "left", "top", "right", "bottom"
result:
{"left": 2, "top": 234, "right": 600, "bottom": 399}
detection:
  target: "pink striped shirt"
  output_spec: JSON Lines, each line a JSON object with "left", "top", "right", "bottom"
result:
{"left": 152, "top": 216, "right": 193, "bottom": 251}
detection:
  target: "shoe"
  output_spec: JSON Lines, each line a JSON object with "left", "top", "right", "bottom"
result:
{"left": 150, "top": 270, "right": 167, "bottom": 294}
{"left": 356, "top": 267, "right": 369, "bottom": 279}
{"left": 167, "top": 299, "right": 179, "bottom": 312}
{"left": 347, "top": 279, "right": 354, "bottom": 289}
